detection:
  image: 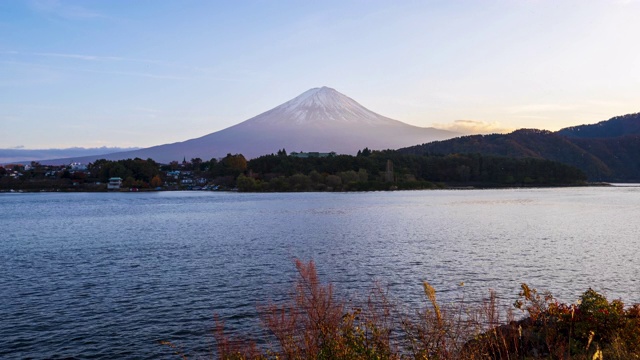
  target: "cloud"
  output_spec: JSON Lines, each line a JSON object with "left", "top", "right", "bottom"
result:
{"left": 0, "top": 60, "right": 188, "bottom": 81}
{"left": 133, "top": 107, "right": 160, "bottom": 119}
{"left": 506, "top": 103, "right": 577, "bottom": 114}
{"left": 433, "top": 120, "right": 513, "bottom": 135}
{"left": 87, "top": 69, "right": 188, "bottom": 80}
{"left": 33, "top": 52, "right": 125, "bottom": 62}
{"left": 2, "top": 51, "right": 252, "bottom": 81}
{"left": 1, "top": 51, "right": 155, "bottom": 64}
{"left": 29, "top": 0, "right": 106, "bottom": 19}
{"left": 4, "top": 51, "right": 225, "bottom": 76}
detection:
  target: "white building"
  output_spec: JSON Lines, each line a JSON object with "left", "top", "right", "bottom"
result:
{"left": 70, "top": 162, "right": 88, "bottom": 171}
{"left": 107, "top": 177, "right": 123, "bottom": 190}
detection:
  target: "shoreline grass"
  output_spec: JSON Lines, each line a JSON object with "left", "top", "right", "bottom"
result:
{"left": 165, "top": 259, "right": 640, "bottom": 359}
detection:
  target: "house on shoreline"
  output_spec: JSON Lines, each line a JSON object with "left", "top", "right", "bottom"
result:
{"left": 107, "top": 177, "right": 122, "bottom": 190}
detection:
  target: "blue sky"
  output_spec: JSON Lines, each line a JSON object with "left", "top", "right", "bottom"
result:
{"left": 1, "top": 0, "right": 639, "bottom": 149}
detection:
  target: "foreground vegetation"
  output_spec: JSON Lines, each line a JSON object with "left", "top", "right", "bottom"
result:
{"left": 166, "top": 260, "right": 640, "bottom": 359}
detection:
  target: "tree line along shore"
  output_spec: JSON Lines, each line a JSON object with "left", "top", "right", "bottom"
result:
{"left": 0, "top": 149, "right": 588, "bottom": 192}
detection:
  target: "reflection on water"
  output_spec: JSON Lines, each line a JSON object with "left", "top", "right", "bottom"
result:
{"left": 1, "top": 188, "right": 639, "bottom": 358}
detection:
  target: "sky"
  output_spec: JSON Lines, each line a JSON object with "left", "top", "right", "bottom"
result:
{"left": 1, "top": 0, "right": 639, "bottom": 149}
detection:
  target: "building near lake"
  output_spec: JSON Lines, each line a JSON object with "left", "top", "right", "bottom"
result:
{"left": 289, "top": 151, "right": 336, "bottom": 158}
{"left": 107, "top": 177, "right": 122, "bottom": 190}
{"left": 70, "top": 162, "right": 88, "bottom": 171}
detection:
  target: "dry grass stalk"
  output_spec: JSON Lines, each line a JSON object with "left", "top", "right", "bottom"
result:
{"left": 212, "top": 315, "right": 263, "bottom": 359}
{"left": 259, "top": 259, "right": 345, "bottom": 358}
{"left": 197, "top": 262, "right": 640, "bottom": 360}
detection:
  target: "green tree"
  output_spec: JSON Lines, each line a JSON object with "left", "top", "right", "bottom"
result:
{"left": 357, "top": 147, "right": 372, "bottom": 157}
{"left": 288, "top": 173, "right": 312, "bottom": 191}
{"left": 338, "top": 170, "right": 359, "bottom": 184}
{"left": 308, "top": 170, "right": 323, "bottom": 184}
{"left": 236, "top": 174, "right": 257, "bottom": 192}
{"left": 191, "top": 158, "right": 203, "bottom": 171}
{"left": 325, "top": 175, "right": 342, "bottom": 190}
{"left": 268, "top": 176, "right": 290, "bottom": 191}
{"left": 358, "top": 168, "right": 368, "bottom": 182}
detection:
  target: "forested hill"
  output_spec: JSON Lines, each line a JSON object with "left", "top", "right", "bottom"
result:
{"left": 557, "top": 112, "right": 640, "bottom": 138}
{"left": 398, "top": 113, "right": 640, "bottom": 182}
{"left": 237, "top": 151, "right": 585, "bottom": 191}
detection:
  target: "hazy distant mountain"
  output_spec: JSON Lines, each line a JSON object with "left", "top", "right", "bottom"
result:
{"left": 0, "top": 147, "right": 139, "bottom": 165}
{"left": 39, "top": 87, "right": 459, "bottom": 165}
{"left": 399, "top": 113, "right": 640, "bottom": 181}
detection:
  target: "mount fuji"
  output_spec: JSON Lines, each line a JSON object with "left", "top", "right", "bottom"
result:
{"left": 42, "top": 87, "right": 460, "bottom": 164}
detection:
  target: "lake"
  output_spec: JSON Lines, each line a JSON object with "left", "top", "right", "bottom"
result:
{"left": 1, "top": 187, "right": 639, "bottom": 359}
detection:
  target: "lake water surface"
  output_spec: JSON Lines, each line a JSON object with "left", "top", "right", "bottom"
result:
{"left": 1, "top": 188, "right": 639, "bottom": 359}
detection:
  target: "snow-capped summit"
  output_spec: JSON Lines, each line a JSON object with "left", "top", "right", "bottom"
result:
{"left": 249, "top": 86, "right": 403, "bottom": 127}
{"left": 40, "top": 87, "right": 460, "bottom": 164}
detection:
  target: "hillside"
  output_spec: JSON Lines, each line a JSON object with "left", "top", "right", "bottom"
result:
{"left": 558, "top": 112, "right": 640, "bottom": 138}
{"left": 399, "top": 113, "right": 640, "bottom": 182}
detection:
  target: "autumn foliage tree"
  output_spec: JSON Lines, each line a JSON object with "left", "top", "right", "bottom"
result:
{"left": 150, "top": 175, "right": 163, "bottom": 188}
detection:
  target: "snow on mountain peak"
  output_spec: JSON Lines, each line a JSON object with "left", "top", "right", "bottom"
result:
{"left": 247, "top": 86, "right": 399, "bottom": 127}
{"left": 283, "top": 86, "right": 354, "bottom": 109}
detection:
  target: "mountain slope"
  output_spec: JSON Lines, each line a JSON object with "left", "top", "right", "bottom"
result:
{"left": 40, "top": 87, "right": 459, "bottom": 165}
{"left": 0, "top": 147, "right": 139, "bottom": 164}
{"left": 557, "top": 113, "right": 640, "bottom": 138}
{"left": 399, "top": 113, "right": 640, "bottom": 181}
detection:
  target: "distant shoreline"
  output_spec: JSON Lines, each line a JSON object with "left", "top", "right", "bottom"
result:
{"left": 0, "top": 182, "right": 622, "bottom": 194}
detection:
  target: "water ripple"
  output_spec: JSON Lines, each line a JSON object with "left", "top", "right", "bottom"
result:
{"left": 1, "top": 189, "right": 639, "bottom": 358}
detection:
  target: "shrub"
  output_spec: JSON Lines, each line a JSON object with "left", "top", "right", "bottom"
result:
{"left": 169, "top": 262, "right": 640, "bottom": 359}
